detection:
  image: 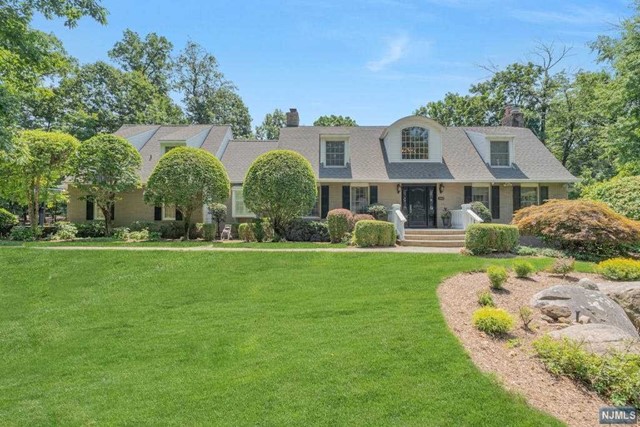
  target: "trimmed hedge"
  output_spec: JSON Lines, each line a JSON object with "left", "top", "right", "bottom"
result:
{"left": 352, "top": 220, "right": 396, "bottom": 247}
{"left": 201, "top": 223, "right": 217, "bottom": 241}
{"left": 284, "top": 219, "right": 330, "bottom": 242}
{"left": 238, "top": 223, "right": 254, "bottom": 242}
{"left": 582, "top": 176, "right": 640, "bottom": 220}
{"left": 76, "top": 221, "right": 107, "bottom": 238}
{"left": 353, "top": 214, "right": 375, "bottom": 224}
{"left": 327, "top": 209, "right": 354, "bottom": 243}
{"left": 465, "top": 223, "right": 519, "bottom": 255}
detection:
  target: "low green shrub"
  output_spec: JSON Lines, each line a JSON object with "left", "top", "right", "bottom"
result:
{"left": 465, "top": 224, "right": 519, "bottom": 255}
{"left": 128, "top": 229, "right": 150, "bottom": 241}
{"left": 367, "top": 204, "right": 388, "bottom": 221}
{"left": 238, "top": 223, "right": 255, "bottom": 242}
{"left": 327, "top": 209, "right": 354, "bottom": 243}
{"left": 549, "top": 257, "right": 575, "bottom": 278}
{"left": 477, "top": 289, "right": 495, "bottom": 307}
{"left": 596, "top": 258, "right": 640, "bottom": 281}
{"left": 353, "top": 213, "right": 375, "bottom": 224}
{"left": 129, "top": 221, "right": 160, "bottom": 233}
{"left": 0, "top": 208, "right": 18, "bottom": 236}
{"left": 10, "top": 226, "right": 42, "bottom": 241}
{"left": 112, "top": 227, "right": 130, "bottom": 240}
{"left": 515, "top": 245, "right": 567, "bottom": 258}
{"left": 472, "top": 307, "right": 514, "bottom": 336}
{"left": 518, "top": 306, "right": 534, "bottom": 330}
{"left": 470, "top": 201, "right": 492, "bottom": 223}
{"left": 512, "top": 260, "right": 534, "bottom": 278}
{"left": 487, "top": 265, "right": 508, "bottom": 289}
{"left": 533, "top": 336, "right": 640, "bottom": 407}
{"left": 251, "top": 218, "right": 274, "bottom": 242}
{"left": 76, "top": 221, "right": 106, "bottom": 238}
{"left": 284, "top": 219, "right": 330, "bottom": 242}
{"left": 352, "top": 220, "right": 396, "bottom": 247}
{"left": 157, "top": 221, "right": 201, "bottom": 240}
{"left": 201, "top": 223, "right": 217, "bottom": 241}
{"left": 51, "top": 222, "right": 78, "bottom": 240}
{"left": 230, "top": 223, "right": 240, "bottom": 239}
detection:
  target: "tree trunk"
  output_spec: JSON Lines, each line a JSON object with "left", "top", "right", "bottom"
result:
{"left": 183, "top": 209, "right": 192, "bottom": 240}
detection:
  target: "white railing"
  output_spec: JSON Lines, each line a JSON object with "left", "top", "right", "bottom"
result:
{"left": 389, "top": 203, "right": 407, "bottom": 240}
{"left": 451, "top": 209, "right": 464, "bottom": 229}
{"left": 461, "top": 203, "right": 483, "bottom": 230}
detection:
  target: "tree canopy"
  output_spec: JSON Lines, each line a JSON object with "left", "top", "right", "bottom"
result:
{"left": 255, "top": 109, "right": 287, "bottom": 140}
{"left": 313, "top": 115, "right": 358, "bottom": 127}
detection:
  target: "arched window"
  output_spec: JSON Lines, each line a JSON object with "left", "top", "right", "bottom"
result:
{"left": 401, "top": 127, "right": 429, "bottom": 160}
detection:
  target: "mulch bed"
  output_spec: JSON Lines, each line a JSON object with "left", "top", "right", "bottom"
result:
{"left": 438, "top": 271, "right": 608, "bottom": 427}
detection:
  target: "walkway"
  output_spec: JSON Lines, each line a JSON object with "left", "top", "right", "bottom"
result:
{"left": 10, "top": 245, "right": 462, "bottom": 253}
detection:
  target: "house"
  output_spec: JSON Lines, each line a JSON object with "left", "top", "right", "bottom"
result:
{"left": 67, "top": 107, "right": 577, "bottom": 245}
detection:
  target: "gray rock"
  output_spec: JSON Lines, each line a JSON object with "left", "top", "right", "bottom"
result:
{"left": 597, "top": 282, "right": 640, "bottom": 332}
{"left": 540, "top": 304, "right": 572, "bottom": 320}
{"left": 540, "top": 315, "right": 555, "bottom": 323}
{"left": 577, "top": 278, "right": 599, "bottom": 290}
{"left": 548, "top": 324, "right": 640, "bottom": 355}
{"left": 531, "top": 285, "right": 639, "bottom": 338}
{"left": 578, "top": 315, "right": 591, "bottom": 324}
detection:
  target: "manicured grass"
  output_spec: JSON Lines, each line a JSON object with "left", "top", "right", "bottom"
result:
{"left": 0, "top": 250, "right": 578, "bottom": 425}
{"left": 20, "top": 239, "right": 348, "bottom": 249}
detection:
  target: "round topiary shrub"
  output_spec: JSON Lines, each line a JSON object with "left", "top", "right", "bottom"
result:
{"left": 512, "top": 260, "right": 534, "bottom": 278}
{"left": 582, "top": 176, "right": 640, "bottom": 220}
{"left": 596, "top": 258, "right": 640, "bottom": 281}
{"left": 238, "top": 223, "right": 255, "bottom": 242}
{"left": 284, "top": 219, "right": 329, "bottom": 242}
{"left": 243, "top": 150, "right": 317, "bottom": 239}
{"left": 327, "top": 209, "right": 354, "bottom": 243}
{"left": 352, "top": 220, "right": 396, "bottom": 247}
{"left": 465, "top": 223, "right": 520, "bottom": 255}
{"left": 472, "top": 307, "right": 514, "bottom": 336}
{"left": 512, "top": 199, "right": 640, "bottom": 260}
{"left": 470, "top": 201, "right": 492, "bottom": 223}
{"left": 487, "top": 265, "right": 508, "bottom": 289}
{"left": 0, "top": 208, "right": 18, "bottom": 237}
{"left": 353, "top": 213, "right": 375, "bottom": 224}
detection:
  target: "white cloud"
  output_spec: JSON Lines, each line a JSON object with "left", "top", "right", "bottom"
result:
{"left": 366, "top": 34, "right": 410, "bottom": 72}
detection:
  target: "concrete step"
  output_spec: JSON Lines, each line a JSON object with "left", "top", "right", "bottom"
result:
{"left": 402, "top": 234, "right": 466, "bottom": 241}
{"left": 404, "top": 229, "right": 465, "bottom": 235}
{"left": 400, "top": 239, "right": 465, "bottom": 248}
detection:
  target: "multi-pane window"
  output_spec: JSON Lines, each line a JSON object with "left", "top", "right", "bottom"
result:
{"left": 471, "top": 187, "right": 490, "bottom": 209}
{"left": 401, "top": 127, "right": 429, "bottom": 160}
{"left": 232, "top": 187, "right": 254, "bottom": 217}
{"left": 520, "top": 187, "right": 538, "bottom": 208}
{"left": 351, "top": 186, "right": 369, "bottom": 214}
{"left": 490, "top": 141, "right": 510, "bottom": 166}
{"left": 325, "top": 141, "right": 345, "bottom": 166}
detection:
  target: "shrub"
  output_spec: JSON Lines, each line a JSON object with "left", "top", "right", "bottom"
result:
{"left": 470, "top": 201, "right": 492, "bottom": 223}
{"left": 10, "top": 226, "right": 42, "bottom": 241}
{"left": 158, "top": 221, "right": 201, "bottom": 240}
{"left": 284, "top": 219, "right": 330, "bottom": 242}
{"left": 367, "top": 204, "right": 388, "bottom": 221}
{"left": 0, "top": 208, "right": 18, "bottom": 236}
{"left": 512, "top": 199, "right": 640, "bottom": 260}
{"left": 353, "top": 213, "right": 375, "bottom": 224}
{"left": 487, "top": 265, "right": 508, "bottom": 289}
{"left": 75, "top": 221, "right": 106, "bottom": 238}
{"left": 533, "top": 336, "right": 640, "bottom": 408}
{"left": 465, "top": 224, "right": 519, "bottom": 255}
{"left": 129, "top": 221, "right": 160, "bottom": 233}
{"left": 327, "top": 209, "right": 354, "bottom": 243}
{"left": 112, "top": 227, "right": 130, "bottom": 240}
{"left": 472, "top": 307, "right": 514, "bottom": 336}
{"left": 352, "top": 220, "right": 396, "bottom": 247}
{"left": 515, "top": 245, "right": 566, "bottom": 258}
{"left": 477, "top": 289, "right": 495, "bottom": 307}
{"left": 596, "top": 258, "right": 640, "bottom": 281}
{"left": 230, "top": 222, "right": 240, "bottom": 239}
{"left": 582, "top": 176, "right": 640, "bottom": 220}
{"left": 512, "top": 260, "right": 534, "bottom": 278}
{"left": 518, "top": 306, "right": 534, "bottom": 330}
{"left": 128, "top": 229, "right": 150, "bottom": 241}
{"left": 51, "top": 222, "right": 77, "bottom": 240}
{"left": 238, "top": 223, "right": 254, "bottom": 242}
{"left": 201, "top": 223, "right": 217, "bottom": 241}
{"left": 549, "top": 257, "right": 575, "bottom": 279}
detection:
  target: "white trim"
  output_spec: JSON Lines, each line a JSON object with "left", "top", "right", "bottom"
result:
{"left": 162, "top": 204, "right": 176, "bottom": 220}
{"left": 231, "top": 186, "right": 255, "bottom": 218}
{"left": 320, "top": 136, "right": 349, "bottom": 167}
{"left": 350, "top": 184, "right": 370, "bottom": 214}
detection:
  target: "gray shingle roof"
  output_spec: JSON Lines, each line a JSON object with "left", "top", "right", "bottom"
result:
{"left": 221, "top": 140, "right": 280, "bottom": 183}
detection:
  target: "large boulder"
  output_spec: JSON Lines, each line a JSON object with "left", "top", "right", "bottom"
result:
{"left": 531, "top": 285, "right": 639, "bottom": 338}
{"left": 597, "top": 282, "right": 640, "bottom": 332}
{"left": 548, "top": 324, "right": 640, "bottom": 355}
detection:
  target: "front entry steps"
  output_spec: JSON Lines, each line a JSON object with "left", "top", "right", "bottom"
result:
{"left": 401, "top": 229, "right": 465, "bottom": 248}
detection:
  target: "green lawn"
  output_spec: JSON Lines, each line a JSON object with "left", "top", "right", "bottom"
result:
{"left": 0, "top": 250, "right": 586, "bottom": 425}
{"left": 18, "top": 239, "right": 348, "bottom": 249}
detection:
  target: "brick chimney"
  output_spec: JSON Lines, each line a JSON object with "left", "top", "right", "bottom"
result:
{"left": 286, "top": 108, "right": 299, "bottom": 127}
{"left": 501, "top": 105, "right": 524, "bottom": 127}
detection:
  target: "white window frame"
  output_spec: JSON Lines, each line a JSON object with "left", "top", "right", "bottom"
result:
{"left": 487, "top": 136, "right": 514, "bottom": 168}
{"left": 350, "top": 184, "right": 369, "bottom": 214}
{"left": 162, "top": 204, "right": 176, "bottom": 220}
{"left": 232, "top": 187, "right": 255, "bottom": 218}
{"left": 321, "top": 136, "right": 349, "bottom": 167}
{"left": 401, "top": 127, "right": 430, "bottom": 161}
{"left": 471, "top": 185, "right": 490, "bottom": 209}
{"left": 520, "top": 185, "right": 539, "bottom": 208}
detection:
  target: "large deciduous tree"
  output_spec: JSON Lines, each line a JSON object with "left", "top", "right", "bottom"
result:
{"left": 313, "top": 115, "right": 358, "bottom": 127}
{"left": 144, "top": 147, "right": 230, "bottom": 239}
{"left": 72, "top": 134, "right": 142, "bottom": 235}
{"left": 243, "top": 150, "right": 317, "bottom": 239}
{"left": 255, "top": 108, "right": 286, "bottom": 140}
{"left": 1, "top": 130, "right": 79, "bottom": 232}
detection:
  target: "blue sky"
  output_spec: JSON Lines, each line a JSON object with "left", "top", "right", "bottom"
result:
{"left": 33, "top": 0, "right": 633, "bottom": 127}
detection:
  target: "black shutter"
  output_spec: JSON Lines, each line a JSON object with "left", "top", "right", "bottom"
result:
{"left": 86, "top": 200, "right": 94, "bottom": 220}
{"left": 513, "top": 185, "right": 521, "bottom": 212}
{"left": 321, "top": 186, "right": 329, "bottom": 219}
{"left": 176, "top": 208, "right": 183, "bottom": 221}
{"left": 540, "top": 186, "right": 549, "bottom": 204}
{"left": 342, "top": 186, "right": 350, "bottom": 209}
{"left": 154, "top": 206, "right": 162, "bottom": 221}
{"left": 464, "top": 186, "right": 472, "bottom": 204}
{"left": 110, "top": 203, "right": 115, "bottom": 221}
{"left": 491, "top": 185, "right": 500, "bottom": 219}
{"left": 370, "top": 185, "right": 378, "bottom": 205}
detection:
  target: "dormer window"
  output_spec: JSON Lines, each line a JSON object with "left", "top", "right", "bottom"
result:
{"left": 325, "top": 141, "right": 345, "bottom": 166}
{"left": 490, "top": 141, "right": 510, "bottom": 166}
{"left": 401, "top": 127, "right": 429, "bottom": 160}
{"left": 162, "top": 142, "right": 186, "bottom": 154}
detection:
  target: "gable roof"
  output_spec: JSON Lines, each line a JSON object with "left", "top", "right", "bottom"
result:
{"left": 221, "top": 140, "right": 280, "bottom": 183}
